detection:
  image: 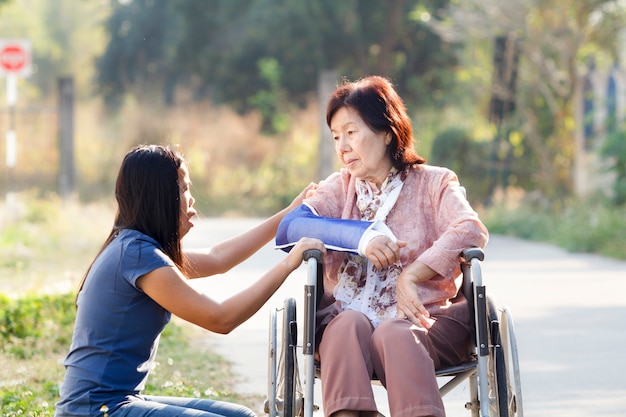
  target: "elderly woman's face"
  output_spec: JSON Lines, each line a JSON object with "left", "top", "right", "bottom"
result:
{"left": 330, "top": 106, "right": 393, "bottom": 188}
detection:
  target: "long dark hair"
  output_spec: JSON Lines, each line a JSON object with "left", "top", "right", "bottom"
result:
{"left": 326, "top": 75, "right": 426, "bottom": 170}
{"left": 76, "top": 144, "right": 185, "bottom": 298}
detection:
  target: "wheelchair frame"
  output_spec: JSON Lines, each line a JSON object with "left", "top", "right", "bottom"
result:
{"left": 266, "top": 248, "right": 523, "bottom": 417}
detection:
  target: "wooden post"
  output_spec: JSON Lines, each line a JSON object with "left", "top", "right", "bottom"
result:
{"left": 317, "top": 70, "right": 338, "bottom": 181}
{"left": 5, "top": 74, "right": 17, "bottom": 202}
{"left": 58, "top": 76, "right": 75, "bottom": 199}
{"left": 573, "top": 73, "right": 586, "bottom": 197}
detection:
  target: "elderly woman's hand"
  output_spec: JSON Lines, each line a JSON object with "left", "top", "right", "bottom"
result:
{"left": 364, "top": 236, "right": 407, "bottom": 269}
{"left": 396, "top": 261, "right": 437, "bottom": 328}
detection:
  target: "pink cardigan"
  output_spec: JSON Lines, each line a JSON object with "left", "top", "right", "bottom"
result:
{"left": 305, "top": 164, "right": 489, "bottom": 327}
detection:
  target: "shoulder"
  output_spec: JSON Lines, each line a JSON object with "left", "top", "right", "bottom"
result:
{"left": 114, "top": 229, "right": 175, "bottom": 277}
{"left": 410, "top": 164, "right": 456, "bottom": 179}
{"left": 318, "top": 168, "right": 352, "bottom": 189}
{"left": 117, "top": 228, "right": 158, "bottom": 246}
{"left": 406, "top": 165, "right": 458, "bottom": 189}
{"left": 117, "top": 229, "right": 165, "bottom": 256}
{"left": 304, "top": 169, "right": 356, "bottom": 216}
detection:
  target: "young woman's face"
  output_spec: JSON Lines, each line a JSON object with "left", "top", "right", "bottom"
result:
{"left": 178, "top": 163, "right": 196, "bottom": 238}
{"left": 330, "top": 106, "right": 393, "bottom": 188}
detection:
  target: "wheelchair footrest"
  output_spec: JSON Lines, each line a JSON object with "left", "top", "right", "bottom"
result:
{"left": 435, "top": 356, "right": 477, "bottom": 377}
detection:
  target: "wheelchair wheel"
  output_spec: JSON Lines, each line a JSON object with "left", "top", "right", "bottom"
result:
{"left": 266, "top": 307, "right": 278, "bottom": 416}
{"left": 486, "top": 296, "right": 510, "bottom": 417}
{"left": 486, "top": 297, "right": 526, "bottom": 416}
{"left": 280, "top": 297, "right": 298, "bottom": 417}
{"left": 500, "top": 306, "right": 524, "bottom": 416}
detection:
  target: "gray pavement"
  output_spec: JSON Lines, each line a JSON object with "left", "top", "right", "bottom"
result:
{"left": 183, "top": 218, "right": 626, "bottom": 417}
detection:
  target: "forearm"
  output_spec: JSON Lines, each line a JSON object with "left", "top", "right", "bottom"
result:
{"left": 213, "top": 236, "right": 324, "bottom": 332}
{"left": 402, "top": 260, "right": 437, "bottom": 283}
{"left": 276, "top": 204, "right": 378, "bottom": 253}
{"left": 185, "top": 208, "right": 290, "bottom": 278}
{"left": 417, "top": 219, "right": 488, "bottom": 279}
{"left": 211, "top": 260, "right": 293, "bottom": 333}
{"left": 145, "top": 261, "right": 294, "bottom": 335}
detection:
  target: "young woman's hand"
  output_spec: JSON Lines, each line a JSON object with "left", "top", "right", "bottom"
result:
{"left": 286, "top": 182, "right": 319, "bottom": 211}
{"left": 283, "top": 237, "right": 326, "bottom": 271}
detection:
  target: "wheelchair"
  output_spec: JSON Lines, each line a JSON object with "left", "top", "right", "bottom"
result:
{"left": 265, "top": 248, "right": 523, "bottom": 417}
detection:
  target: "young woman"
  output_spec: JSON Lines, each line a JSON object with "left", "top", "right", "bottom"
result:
{"left": 55, "top": 144, "right": 325, "bottom": 417}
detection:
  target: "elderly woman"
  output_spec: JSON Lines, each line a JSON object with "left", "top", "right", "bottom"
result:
{"left": 276, "top": 76, "right": 489, "bottom": 417}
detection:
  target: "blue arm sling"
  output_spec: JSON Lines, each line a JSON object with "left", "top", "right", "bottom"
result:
{"left": 275, "top": 204, "right": 373, "bottom": 253}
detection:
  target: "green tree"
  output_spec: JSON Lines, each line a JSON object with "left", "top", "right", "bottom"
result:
{"left": 95, "top": 0, "right": 458, "bottom": 125}
{"left": 96, "top": 0, "right": 182, "bottom": 108}
{"left": 433, "top": 0, "right": 626, "bottom": 204}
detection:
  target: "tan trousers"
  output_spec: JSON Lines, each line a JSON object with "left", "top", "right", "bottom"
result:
{"left": 318, "top": 310, "right": 471, "bottom": 417}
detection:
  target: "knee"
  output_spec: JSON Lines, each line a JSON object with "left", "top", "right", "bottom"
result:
{"left": 371, "top": 318, "right": 402, "bottom": 347}
{"left": 320, "top": 310, "right": 373, "bottom": 354}
{"left": 371, "top": 318, "right": 426, "bottom": 351}
{"left": 326, "top": 310, "right": 372, "bottom": 335}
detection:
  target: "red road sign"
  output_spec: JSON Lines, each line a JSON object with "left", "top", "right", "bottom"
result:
{"left": 0, "top": 39, "right": 32, "bottom": 77}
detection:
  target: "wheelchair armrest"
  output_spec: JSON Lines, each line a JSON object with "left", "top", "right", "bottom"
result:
{"left": 461, "top": 247, "right": 484, "bottom": 262}
{"left": 303, "top": 249, "right": 324, "bottom": 263}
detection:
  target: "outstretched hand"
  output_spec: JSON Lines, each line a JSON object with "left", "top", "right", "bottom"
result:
{"left": 287, "top": 182, "right": 319, "bottom": 211}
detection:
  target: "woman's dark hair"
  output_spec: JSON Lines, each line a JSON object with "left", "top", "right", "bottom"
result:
{"left": 76, "top": 144, "right": 185, "bottom": 298}
{"left": 326, "top": 75, "right": 426, "bottom": 170}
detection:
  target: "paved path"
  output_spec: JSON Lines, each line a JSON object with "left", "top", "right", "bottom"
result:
{"left": 183, "top": 218, "right": 626, "bottom": 417}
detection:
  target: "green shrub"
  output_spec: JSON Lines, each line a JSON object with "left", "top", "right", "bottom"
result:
{"left": 0, "top": 293, "right": 75, "bottom": 359}
{"left": 600, "top": 129, "right": 626, "bottom": 205}
{"left": 483, "top": 196, "right": 626, "bottom": 260}
{"left": 0, "top": 293, "right": 75, "bottom": 416}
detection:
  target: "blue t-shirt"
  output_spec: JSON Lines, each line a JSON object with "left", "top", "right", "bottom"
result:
{"left": 55, "top": 229, "right": 175, "bottom": 417}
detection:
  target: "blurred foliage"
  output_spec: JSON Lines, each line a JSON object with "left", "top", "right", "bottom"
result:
{"left": 0, "top": 191, "right": 113, "bottom": 285}
{"left": 0, "top": 0, "right": 624, "bottom": 231}
{"left": 483, "top": 192, "right": 626, "bottom": 260}
{"left": 433, "top": 0, "right": 626, "bottom": 205}
{"left": 96, "top": 0, "right": 458, "bottom": 121}
{"left": 429, "top": 127, "right": 491, "bottom": 206}
{"left": 599, "top": 127, "right": 626, "bottom": 205}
